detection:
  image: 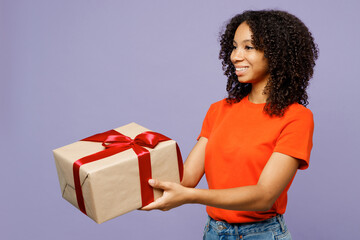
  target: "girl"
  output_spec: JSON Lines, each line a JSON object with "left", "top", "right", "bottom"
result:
{"left": 143, "top": 10, "right": 318, "bottom": 240}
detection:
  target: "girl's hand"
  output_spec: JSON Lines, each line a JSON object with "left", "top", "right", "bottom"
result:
{"left": 141, "top": 179, "right": 192, "bottom": 211}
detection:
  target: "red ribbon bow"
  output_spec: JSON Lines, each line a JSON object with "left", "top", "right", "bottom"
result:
{"left": 73, "top": 129, "right": 183, "bottom": 215}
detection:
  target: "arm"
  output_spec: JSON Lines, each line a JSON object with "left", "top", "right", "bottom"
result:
{"left": 190, "top": 152, "right": 299, "bottom": 211}
{"left": 180, "top": 137, "right": 207, "bottom": 188}
{"left": 142, "top": 152, "right": 299, "bottom": 211}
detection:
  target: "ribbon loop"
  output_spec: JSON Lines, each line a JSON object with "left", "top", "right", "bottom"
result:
{"left": 134, "top": 132, "right": 160, "bottom": 148}
{"left": 102, "top": 135, "right": 133, "bottom": 147}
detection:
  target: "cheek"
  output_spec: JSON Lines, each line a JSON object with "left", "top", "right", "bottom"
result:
{"left": 262, "top": 60, "right": 270, "bottom": 73}
{"left": 261, "top": 56, "right": 269, "bottom": 70}
{"left": 255, "top": 58, "right": 269, "bottom": 72}
{"left": 230, "top": 51, "right": 235, "bottom": 64}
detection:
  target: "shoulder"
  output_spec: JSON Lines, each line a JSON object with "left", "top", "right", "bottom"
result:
{"left": 285, "top": 103, "right": 313, "bottom": 118}
{"left": 202, "top": 99, "right": 231, "bottom": 122}
{"left": 210, "top": 98, "right": 228, "bottom": 108}
{"left": 207, "top": 98, "right": 229, "bottom": 112}
{"left": 283, "top": 103, "right": 314, "bottom": 127}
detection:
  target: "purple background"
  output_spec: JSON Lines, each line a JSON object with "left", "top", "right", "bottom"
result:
{"left": 1, "top": 0, "right": 359, "bottom": 239}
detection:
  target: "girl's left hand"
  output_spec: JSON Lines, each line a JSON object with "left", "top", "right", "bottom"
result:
{"left": 141, "top": 179, "right": 192, "bottom": 211}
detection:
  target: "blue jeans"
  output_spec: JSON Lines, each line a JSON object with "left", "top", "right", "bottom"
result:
{"left": 203, "top": 215, "right": 292, "bottom": 240}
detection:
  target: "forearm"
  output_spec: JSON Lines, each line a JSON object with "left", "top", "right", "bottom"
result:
{"left": 184, "top": 153, "right": 300, "bottom": 211}
{"left": 186, "top": 184, "right": 274, "bottom": 211}
{"left": 180, "top": 137, "right": 207, "bottom": 188}
{"left": 180, "top": 161, "right": 204, "bottom": 188}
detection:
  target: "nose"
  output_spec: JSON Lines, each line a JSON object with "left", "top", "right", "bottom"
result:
{"left": 231, "top": 48, "right": 244, "bottom": 62}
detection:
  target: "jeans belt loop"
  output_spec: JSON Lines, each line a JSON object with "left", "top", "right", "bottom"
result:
{"left": 276, "top": 215, "right": 285, "bottom": 233}
{"left": 234, "top": 224, "right": 239, "bottom": 236}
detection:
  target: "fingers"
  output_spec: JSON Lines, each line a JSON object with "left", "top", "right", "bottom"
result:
{"left": 148, "top": 179, "right": 168, "bottom": 190}
{"left": 140, "top": 179, "right": 166, "bottom": 211}
{"left": 140, "top": 179, "right": 183, "bottom": 211}
{"left": 140, "top": 197, "right": 169, "bottom": 211}
{"left": 140, "top": 179, "right": 172, "bottom": 211}
{"left": 140, "top": 201, "right": 158, "bottom": 211}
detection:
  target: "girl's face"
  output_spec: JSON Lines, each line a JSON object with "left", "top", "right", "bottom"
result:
{"left": 230, "top": 22, "right": 270, "bottom": 87}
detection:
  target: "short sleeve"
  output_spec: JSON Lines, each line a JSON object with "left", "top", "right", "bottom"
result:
{"left": 273, "top": 108, "right": 314, "bottom": 170}
{"left": 197, "top": 104, "right": 216, "bottom": 140}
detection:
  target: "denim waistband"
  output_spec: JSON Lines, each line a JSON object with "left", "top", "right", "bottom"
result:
{"left": 206, "top": 215, "right": 287, "bottom": 236}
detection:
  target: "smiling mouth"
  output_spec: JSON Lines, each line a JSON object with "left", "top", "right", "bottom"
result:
{"left": 235, "top": 67, "right": 249, "bottom": 76}
{"left": 235, "top": 67, "right": 249, "bottom": 72}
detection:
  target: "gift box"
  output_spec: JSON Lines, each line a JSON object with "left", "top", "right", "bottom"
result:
{"left": 53, "top": 122, "right": 183, "bottom": 224}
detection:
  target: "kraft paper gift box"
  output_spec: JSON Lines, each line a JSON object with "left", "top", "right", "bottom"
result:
{"left": 53, "top": 122, "right": 183, "bottom": 224}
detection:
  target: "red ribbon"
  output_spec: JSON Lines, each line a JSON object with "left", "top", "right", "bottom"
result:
{"left": 72, "top": 129, "right": 183, "bottom": 215}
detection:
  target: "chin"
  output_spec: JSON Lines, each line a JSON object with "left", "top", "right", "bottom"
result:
{"left": 237, "top": 79, "right": 252, "bottom": 84}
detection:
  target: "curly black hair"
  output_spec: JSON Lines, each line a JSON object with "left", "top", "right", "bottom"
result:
{"left": 219, "top": 10, "right": 319, "bottom": 117}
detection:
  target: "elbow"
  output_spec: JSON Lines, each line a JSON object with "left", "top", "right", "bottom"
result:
{"left": 255, "top": 191, "right": 277, "bottom": 211}
{"left": 181, "top": 179, "right": 198, "bottom": 188}
{"left": 252, "top": 199, "right": 274, "bottom": 211}
{"left": 253, "top": 185, "right": 278, "bottom": 211}
{"left": 258, "top": 200, "right": 274, "bottom": 211}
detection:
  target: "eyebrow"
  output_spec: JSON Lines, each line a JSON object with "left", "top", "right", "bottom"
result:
{"left": 233, "top": 39, "right": 252, "bottom": 45}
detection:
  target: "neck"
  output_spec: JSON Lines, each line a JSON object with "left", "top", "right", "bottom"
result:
{"left": 249, "top": 81, "right": 268, "bottom": 104}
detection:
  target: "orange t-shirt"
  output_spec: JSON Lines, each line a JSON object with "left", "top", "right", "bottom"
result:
{"left": 199, "top": 96, "right": 314, "bottom": 223}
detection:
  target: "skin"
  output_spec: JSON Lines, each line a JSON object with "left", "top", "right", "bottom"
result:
{"left": 141, "top": 22, "right": 300, "bottom": 212}
{"left": 231, "top": 22, "right": 270, "bottom": 104}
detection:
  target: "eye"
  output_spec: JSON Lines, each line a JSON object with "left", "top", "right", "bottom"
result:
{"left": 232, "top": 45, "right": 237, "bottom": 50}
{"left": 245, "top": 45, "right": 254, "bottom": 50}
